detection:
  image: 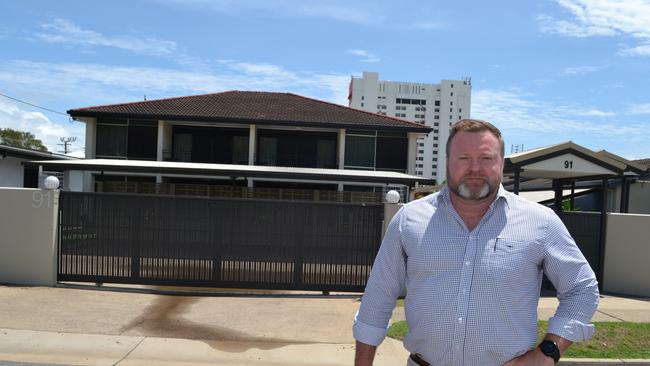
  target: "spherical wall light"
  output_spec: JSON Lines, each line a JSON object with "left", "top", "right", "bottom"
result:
{"left": 44, "top": 176, "right": 60, "bottom": 190}
{"left": 385, "top": 190, "right": 401, "bottom": 204}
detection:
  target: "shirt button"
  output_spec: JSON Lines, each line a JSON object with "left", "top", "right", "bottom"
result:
{"left": 458, "top": 317, "right": 463, "bottom": 323}
{"left": 465, "top": 261, "right": 471, "bottom": 266}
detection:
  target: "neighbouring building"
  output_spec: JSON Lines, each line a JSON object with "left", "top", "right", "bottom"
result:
{"left": 0, "top": 144, "right": 76, "bottom": 188}
{"left": 40, "top": 91, "right": 433, "bottom": 202}
{"left": 349, "top": 71, "right": 471, "bottom": 183}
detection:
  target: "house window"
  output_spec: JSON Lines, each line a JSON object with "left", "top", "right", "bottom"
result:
{"left": 317, "top": 139, "right": 337, "bottom": 168}
{"left": 345, "top": 131, "right": 375, "bottom": 168}
{"left": 96, "top": 121, "right": 127, "bottom": 158}
{"left": 232, "top": 136, "right": 249, "bottom": 164}
{"left": 96, "top": 118, "right": 157, "bottom": 160}
{"left": 435, "top": 101, "right": 440, "bottom": 106}
{"left": 258, "top": 137, "right": 277, "bottom": 165}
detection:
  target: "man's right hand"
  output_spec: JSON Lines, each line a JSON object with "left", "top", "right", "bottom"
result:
{"left": 354, "top": 340, "right": 377, "bottom": 366}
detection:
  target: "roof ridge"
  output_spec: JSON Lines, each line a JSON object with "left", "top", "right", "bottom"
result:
{"left": 67, "top": 90, "right": 244, "bottom": 113}
{"left": 285, "top": 92, "right": 427, "bottom": 128}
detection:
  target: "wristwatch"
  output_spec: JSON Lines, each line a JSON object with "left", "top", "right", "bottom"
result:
{"left": 538, "top": 340, "right": 560, "bottom": 364}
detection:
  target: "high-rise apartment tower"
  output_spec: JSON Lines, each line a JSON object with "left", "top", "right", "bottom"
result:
{"left": 349, "top": 71, "right": 471, "bottom": 183}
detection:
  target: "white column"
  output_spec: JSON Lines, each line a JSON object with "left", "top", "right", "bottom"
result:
{"left": 407, "top": 132, "right": 419, "bottom": 175}
{"left": 84, "top": 117, "right": 96, "bottom": 159}
{"left": 338, "top": 129, "right": 346, "bottom": 169}
{"left": 248, "top": 124, "right": 257, "bottom": 188}
{"left": 156, "top": 120, "right": 165, "bottom": 161}
{"left": 337, "top": 129, "right": 346, "bottom": 191}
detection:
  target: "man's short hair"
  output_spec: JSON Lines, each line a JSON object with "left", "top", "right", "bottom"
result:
{"left": 446, "top": 119, "right": 505, "bottom": 157}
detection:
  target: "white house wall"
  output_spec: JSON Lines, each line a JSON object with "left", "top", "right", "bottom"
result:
{"left": 0, "top": 157, "right": 25, "bottom": 187}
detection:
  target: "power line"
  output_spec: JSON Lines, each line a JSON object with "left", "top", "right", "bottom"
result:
{"left": 0, "top": 91, "right": 68, "bottom": 116}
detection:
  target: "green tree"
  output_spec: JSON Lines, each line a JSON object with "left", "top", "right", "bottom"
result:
{"left": 0, "top": 128, "right": 47, "bottom": 151}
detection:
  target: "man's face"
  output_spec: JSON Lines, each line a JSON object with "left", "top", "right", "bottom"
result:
{"left": 446, "top": 131, "right": 504, "bottom": 201}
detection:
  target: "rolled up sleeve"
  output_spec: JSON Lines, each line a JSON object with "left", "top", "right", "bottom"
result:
{"left": 353, "top": 206, "right": 407, "bottom": 346}
{"left": 543, "top": 212, "right": 600, "bottom": 342}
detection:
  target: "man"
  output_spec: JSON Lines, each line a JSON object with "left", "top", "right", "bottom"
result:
{"left": 353, "top": 119, "right": 599, "bottom": 366}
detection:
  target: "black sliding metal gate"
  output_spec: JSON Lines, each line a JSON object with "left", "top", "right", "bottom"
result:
{"left": 542, "top": 211, "right": 603, "bottom": 291}
{"left": 559, "top": 211, "right": 603, "bottom": 282}
{"left": 58, "top": 191, "right": 383, "bottom": 292}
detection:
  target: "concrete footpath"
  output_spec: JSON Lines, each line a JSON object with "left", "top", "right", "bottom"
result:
{"left": 0, "top": 284, "right": 649, "bottom": 366}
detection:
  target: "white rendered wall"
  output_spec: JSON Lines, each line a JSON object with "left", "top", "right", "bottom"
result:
{"left": 0, "top": 188, "right": 59, "bottom": 286}
{"left": 0, "top": 157, "right": 25, "bottom": 187}
{"left": 604, "top": 213, "right": 650, "bottom": 297}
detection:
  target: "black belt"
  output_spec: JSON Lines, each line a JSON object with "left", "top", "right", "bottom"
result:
{"left": 409, "top": 354, "right": 430, "bottom": 366}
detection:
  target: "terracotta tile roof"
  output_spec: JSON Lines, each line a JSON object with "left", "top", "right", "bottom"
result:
{"left": 68, "top": 91, "right": 431, "bottom": 132}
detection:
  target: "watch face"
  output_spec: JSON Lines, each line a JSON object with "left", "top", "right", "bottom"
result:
{"left": 540, "top": 340, "right": 557, "bottom": 353}
{"left": 539, "top": 340, "right": 560, "bottom": 362}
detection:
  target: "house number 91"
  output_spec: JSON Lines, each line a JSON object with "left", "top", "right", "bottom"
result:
{"left": 564, "top": 160, "right": 573, "bottom": 169}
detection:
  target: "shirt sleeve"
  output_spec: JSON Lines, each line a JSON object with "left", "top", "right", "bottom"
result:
{"left": 353, "top": 205, "right": 408, "bottom": 346}
{"left": 542, "top": 211, "right": 600, "bottom": 342}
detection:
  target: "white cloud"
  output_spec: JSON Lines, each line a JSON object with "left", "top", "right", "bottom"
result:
{"left": 411, "top": 21, "right": 447, "bottom": 30}
{"left": 35, "top": 18, "right": 177, "bottom": 56}
{"left": 472, "top": 88, "right": 643, "bottom": 137}
{"left": 347, "top": 49, "right": 381, "bottom": 63}
{"left": 538, "top": 0, "right": 650, "bottom": 56}
{"left": 628, "top": 103, "right": 650, "bottom": 114}
{"left": 618, "top": 43, "right": 650, "bottom": 56}
{"left": 0, "top": 98, "right": 85, "bottom": 155}
{"left": 159, "top": 0, "right": 382, "bottom": 26}
{"left": 0, "top": 59, "right": 351, "bottom": 106}
{"left": 562, "top": 65, "right": 604, "bottom": 75}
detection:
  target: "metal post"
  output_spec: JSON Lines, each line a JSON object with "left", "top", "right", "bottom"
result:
{"left": 570, "top": 180, "right": 575, "bottom": 211}
{"left": 513, "top": 170, "right": 520, "bottom": 195}
{"left": 597, "top": 178, "right": 608, "bottom": 291}
{"left": 553, "top": 180, "right": 563, "bottom": 212}
{"left": 619, "top": 176, "right": 628, "bottom": 213}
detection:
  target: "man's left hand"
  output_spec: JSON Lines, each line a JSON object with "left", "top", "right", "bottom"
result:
{"left": 503, "top": 348, "right": 555, "bottom": 366}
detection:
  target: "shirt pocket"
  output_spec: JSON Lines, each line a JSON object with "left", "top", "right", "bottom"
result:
{"left": 484, "top": 238, "right": 535, "bottom": 279}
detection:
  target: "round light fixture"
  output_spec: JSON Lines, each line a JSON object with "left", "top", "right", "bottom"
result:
{"left": 44, "top": 176, "right": 60, "bottom": 190}
{"left": 385, "top": 190, "right": 400, "bottom": 204}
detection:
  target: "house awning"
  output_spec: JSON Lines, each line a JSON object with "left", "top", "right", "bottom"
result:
{"left": 25, "top": 159, "right": 434, "bottom": 186}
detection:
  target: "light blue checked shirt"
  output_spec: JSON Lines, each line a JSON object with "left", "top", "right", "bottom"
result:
{"left": 354, "top": 185, "right": 599, "bottom": 366}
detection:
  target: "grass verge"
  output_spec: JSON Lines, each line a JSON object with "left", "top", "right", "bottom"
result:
{"left": 386, "top": 321, "right": 650, "bottom": 359}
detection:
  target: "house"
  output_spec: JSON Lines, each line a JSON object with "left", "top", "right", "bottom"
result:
{"left": 0, "top": 144, "right": 76, "bottom": 188}
{"left": 33, "top": 91, "right": 433, "bottom": 201}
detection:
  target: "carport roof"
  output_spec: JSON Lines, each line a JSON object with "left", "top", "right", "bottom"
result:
{"left": 504, "top": 141, "right": 645, "bottom": 180}
{"left": 25, "top": 159, "right": 435, "bottom": 186}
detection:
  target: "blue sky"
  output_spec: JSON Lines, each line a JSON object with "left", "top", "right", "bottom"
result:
{"left": 1, "top": 0, "right": 649, "bottom": 159}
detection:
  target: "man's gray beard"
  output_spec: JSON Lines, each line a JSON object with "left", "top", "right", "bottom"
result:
{"left": 457, "top": 181, "right": 490, "bottom": 200}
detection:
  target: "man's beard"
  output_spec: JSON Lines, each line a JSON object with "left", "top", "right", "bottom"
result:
{"left": 449, "top": 177, "right": 497, "bottom": 201}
